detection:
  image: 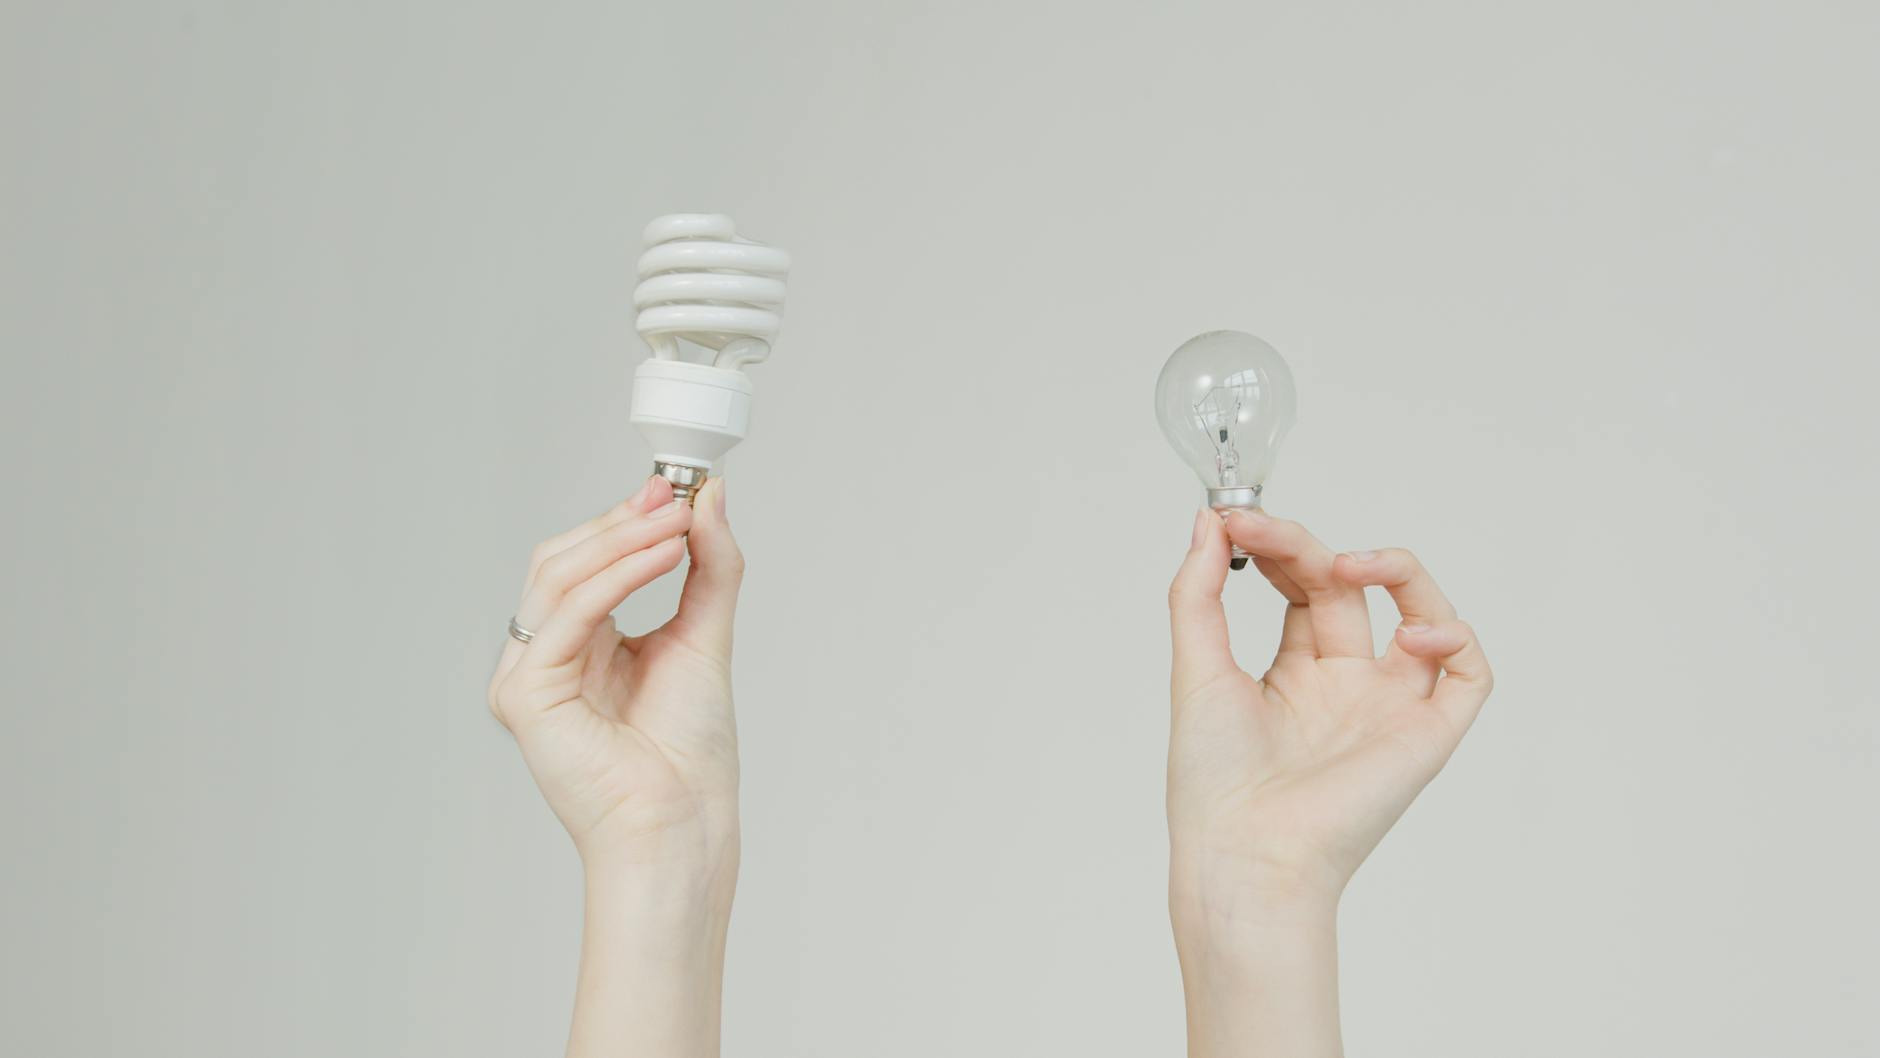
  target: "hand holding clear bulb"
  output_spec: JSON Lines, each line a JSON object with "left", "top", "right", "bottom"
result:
{"left": 1158, "top": 332, "right": 1493, "bottom": 1056}
{"left": 1155, "top": 330, "right": 1297, "bottom": 569}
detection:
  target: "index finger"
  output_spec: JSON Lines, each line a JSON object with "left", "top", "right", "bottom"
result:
{"left": 518, "top": 476, "right": 665, "bottom": 596}
{"left": 1224, "top": 510, "right": 1374, "bottom": 659}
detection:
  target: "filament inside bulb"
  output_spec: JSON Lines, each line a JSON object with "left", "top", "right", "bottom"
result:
{"left": 1153, "top": 329, "right": 1298, "bottom": 497}
{"left": 1192, "top": 383, "right": 1249, "bottom": 486}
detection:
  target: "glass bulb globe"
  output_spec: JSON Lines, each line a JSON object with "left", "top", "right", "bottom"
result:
{"left": 1154, "top": 330, "right": 1297, "bottom": 565}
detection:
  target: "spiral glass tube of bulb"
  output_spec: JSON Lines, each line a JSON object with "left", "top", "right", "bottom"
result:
{"left": 634, "top": 214, "right": 789, "bottom": 369}
{"left": 1154, "top": 330, "right": 1297, "bottom": 567}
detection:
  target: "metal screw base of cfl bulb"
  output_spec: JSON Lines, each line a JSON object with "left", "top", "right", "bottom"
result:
{"left": 653, "top": 461, "right": 710, "bottom": 506}
{"left": 1207, "top": 485, "right": 1264, "bottom": 571}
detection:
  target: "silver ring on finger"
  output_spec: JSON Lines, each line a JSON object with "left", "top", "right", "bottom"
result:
{"left": 507, "top": 617, "right": 536, "bottom": 644}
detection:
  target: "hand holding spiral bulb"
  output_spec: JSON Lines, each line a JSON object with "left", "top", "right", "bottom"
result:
{"left": 628, "top": 214, "right": 791, "bottom": 503}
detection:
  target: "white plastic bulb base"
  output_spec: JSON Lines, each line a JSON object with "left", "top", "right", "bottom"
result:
{"left": 628, "top": 358, "right": 753, "bottom": 505}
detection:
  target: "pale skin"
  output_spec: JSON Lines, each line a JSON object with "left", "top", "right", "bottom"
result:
{"left": 490, "top": 479, "right": 1490, "bottom": 1057}
{"left": 488, "top": 474, "right": 743, "bottom": 1058}
{"left": 1168, "top": 507, "right": 1493, "bottom": 1057}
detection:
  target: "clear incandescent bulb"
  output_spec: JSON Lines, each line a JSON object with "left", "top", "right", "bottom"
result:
{"left": 1154, "top": 330, "right": 1297, "bottom": 569}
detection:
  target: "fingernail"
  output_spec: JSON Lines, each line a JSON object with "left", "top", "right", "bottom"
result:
{"left": 1190, "top": 509, "right": 1208, "bottom": 548}
{"left": 714, "top": 478, "right": 728, "bottom": 520}
{"left": 649, "top": 499, "right": 687, "bottom": 519}
{"left": 1346, "top": 550, "right": 1377, "bottom": 562}
{"left": 1227, "top": 507, "right": 1268, "bottom": 525}
{"left": 1400, "top": 623, "right": 1430, "bottom": 635}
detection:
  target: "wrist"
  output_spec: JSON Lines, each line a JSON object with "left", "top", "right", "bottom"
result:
{"left": 1171, "top": 878, "right": 1337, "bottom": 955}
{"left": 1170, "top": 843, "right": 1343, "bottom": 933}
{"left": 583, "top": 842, "right": 739, "bottom": 925}
{"left": 1170, "top": 863, "right": 1343, "bottom": 1058}
{"left": 578, "top": 809, "right": 740, "bottom": 902}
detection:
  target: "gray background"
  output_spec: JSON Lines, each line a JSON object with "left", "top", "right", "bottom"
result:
{"left": 4, "top": 1, "right": 1876, "bottom": 1055}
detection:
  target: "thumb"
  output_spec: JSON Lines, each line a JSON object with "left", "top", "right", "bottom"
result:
{"left": 1169, "top": 509, "right": 1236, "bottom": 700}
{"left": 674, "top": 476, "right": 745, "bottom": 654}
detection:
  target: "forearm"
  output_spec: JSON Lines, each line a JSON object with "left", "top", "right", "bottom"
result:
{"left": 1173, "top": 874, "right": 1342, "bottom": 1058}
{"left": 566, "top": 864, "right": 735, "bottom": 1058}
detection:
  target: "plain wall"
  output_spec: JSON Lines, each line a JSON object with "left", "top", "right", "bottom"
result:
{"left": 4, "top": 1, "right": 1876, "bottom": 1054}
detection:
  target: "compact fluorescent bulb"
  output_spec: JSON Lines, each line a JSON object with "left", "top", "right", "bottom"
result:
{"left": 628, "top": 213, "right": 790, "bottom": 503}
